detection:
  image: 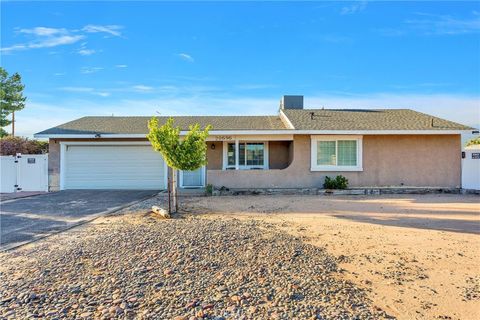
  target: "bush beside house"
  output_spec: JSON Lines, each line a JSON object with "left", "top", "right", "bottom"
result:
{"left": 0, "top": 136, "right": 48, "bottom": 155}
{"left": 323, "top": 175, "right": 349, "bottom": 190}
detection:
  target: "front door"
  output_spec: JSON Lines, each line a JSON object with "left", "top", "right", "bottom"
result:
{"left": 180, "top": 166, "right": 205, "bottom": 188}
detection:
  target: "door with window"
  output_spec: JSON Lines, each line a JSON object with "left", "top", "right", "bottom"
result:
{"left": 180, "top": 166, "right": 206, "bottom": 188}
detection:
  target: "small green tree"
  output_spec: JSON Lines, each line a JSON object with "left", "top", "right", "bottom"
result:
{"left": 147, "top": 117, "right": 211, "bottom": 213}
{"left": 0, "top": 67, "right": 27, "bottom": 137}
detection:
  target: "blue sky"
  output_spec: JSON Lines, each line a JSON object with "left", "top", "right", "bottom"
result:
{"left": 1, "top": 1, "right": 479, "bottom": 137}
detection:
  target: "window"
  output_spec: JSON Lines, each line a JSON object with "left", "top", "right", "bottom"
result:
{"left": 227, "top": 143, "right": 236, "bottom": 166}
{"left": 311, "top": 136, "right": 362, "bottom": 171}
{"left": 224, "top": 142, "right": 268, "bottom": 169}
{"left": 337, "top": 140, "right": 357, "bottom": 166}
{"left": 246, "top": 143, "right": 264, "bottom": 166}
{"left": 317, "top": 141, "right": 336, "bottom": 165}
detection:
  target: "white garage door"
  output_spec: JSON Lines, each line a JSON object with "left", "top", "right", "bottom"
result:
{"left": 64, "top": 145, "right": 166, "bottom": 190}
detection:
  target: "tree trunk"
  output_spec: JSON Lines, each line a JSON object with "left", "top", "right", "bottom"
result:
{"left": 174, "top": 169, "right": 179, "bottom": 212}
{"left": 12, "top": 111, "right": 15, "bottom": 137}
{"left": 171, "top": 168, "right": 178, "bottom": 213}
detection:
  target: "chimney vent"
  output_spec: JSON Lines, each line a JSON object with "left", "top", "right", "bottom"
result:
{"left": 280, "top": 95, "right": 303, "bottom": 110}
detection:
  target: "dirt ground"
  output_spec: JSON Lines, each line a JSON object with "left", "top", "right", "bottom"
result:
{"left": 183, "top": 194, "right": 480, "bottom": 320}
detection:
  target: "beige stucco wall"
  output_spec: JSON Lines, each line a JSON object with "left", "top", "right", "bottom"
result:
{"left": 207, "top": 134, "right": 461, "bottom": 188}
{"left": 48, "top": 135, "right": 461, "bottom": 191}
{"left": 269, "top": 141, "right": 292, "bottom": 169}
{"left": 206, "top": 141, "right": 223, "bottom": 170}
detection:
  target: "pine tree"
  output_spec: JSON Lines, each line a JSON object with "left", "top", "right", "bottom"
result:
{"left": 0, "top": 67, "right": 27, "bottom": 137}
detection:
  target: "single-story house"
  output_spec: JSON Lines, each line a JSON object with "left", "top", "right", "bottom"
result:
{"left": 35, "top": 95, "right": 474, "bottom": 191}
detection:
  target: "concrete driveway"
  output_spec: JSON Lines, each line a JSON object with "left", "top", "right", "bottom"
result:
{"left": 0, "top": 190, "right": 159, "bottom": 250}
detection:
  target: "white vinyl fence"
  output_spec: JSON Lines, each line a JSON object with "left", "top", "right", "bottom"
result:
{"left": 0, "top": 154, "right": 48, "bottom": 193}
{"left": 462, "top": 146, "right": 480, "bottom": 191}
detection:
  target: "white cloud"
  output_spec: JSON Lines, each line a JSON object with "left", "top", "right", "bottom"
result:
{"left": 30, "top": 35, "right": 84, "bottom": 48}
{"left": 340, "top": 1, "right": 367, "bottom": 15}
{"left": 60, "top": 86, "right": 94, "bottom": 92}
{"left": 132, "top": 85, "right": 154, "bottom": 92}
{"left": 405, "top": 12, "right": 480, "bottom": 35}
{"left": 1, "top": 44, "right": 27, "bottom": 52}
{"left": 19, "top": 27, "right": 67, "bottom": 36}
{"left": 2, "top": 24, "right": 123, "bottom": 53}
{"left": 178, "top": 53, "right": 194, "bottom": 62}
{"left": 1, "top": 34, "right": 84, "bottom": 53}
{"left": 80, "top": 67, "right": 103, "bottom": 74}
{"left": 59, "top": 86, "right": 110, "bottom": 97}
{"left": 378, "top": 12, "right": 480, "bottom": 36}
{"left": 234, "top": 84, "right": 276, "bottom": 90}
{"left": 115, "top": 64, "right": 128, "bottom": 68}
{"left": 78, "top": 48, "right": 96, "bottom": 56}
{"left": 82, "top": 24, "right": 123, "bottom": 37}
{"left": 53, "top": 72, "right": 65, "bottom": 76}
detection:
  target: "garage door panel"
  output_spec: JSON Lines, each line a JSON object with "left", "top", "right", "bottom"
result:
{"left": 64, "top": 145, "right": 166, "bottom": 190}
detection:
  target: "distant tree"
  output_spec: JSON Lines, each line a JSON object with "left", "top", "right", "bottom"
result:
{"left": 0, "top": 136, "right": 48, "bottom": 155}
{"left": 467, "top": 137, "right": 480, "bottom": 146}
{"left": 0, "top": 67, "right": 27, "bottom": 137}
{"left": 147, "top": 117, "right": 211, "bottom": 213}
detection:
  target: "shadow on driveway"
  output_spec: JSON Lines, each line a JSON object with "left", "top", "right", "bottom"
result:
{"left": 0, "top": 190, "right": 159, "bottom": 250}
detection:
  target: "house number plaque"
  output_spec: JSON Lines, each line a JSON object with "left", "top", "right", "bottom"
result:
{"left": 215, "top": 136, "right": 233, "bottom": 141}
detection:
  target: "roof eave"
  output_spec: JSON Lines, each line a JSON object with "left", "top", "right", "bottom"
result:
{"left": 34, "top": 129, "right": 474, "bottom": 139}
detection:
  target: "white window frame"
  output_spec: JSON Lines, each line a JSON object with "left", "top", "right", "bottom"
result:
{"left": 222, "top": 141, "right": 269, "bottom": 170}
{"left": 310, "top": 135, "right": 363, "bottom": 171}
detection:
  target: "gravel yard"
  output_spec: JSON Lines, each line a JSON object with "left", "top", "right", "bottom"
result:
{"left": 0, "top": 207, "right": 390, "bottom": 319}
{"left": 1, "top": 193, "right": 478, "bottom": 320}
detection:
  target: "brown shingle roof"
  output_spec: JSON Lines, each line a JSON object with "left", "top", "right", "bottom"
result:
{"left": 36, "top": 115, "right": 288, "bottom": 135}
{"left": 282, "top": 109, "right": 473, "bottom": 131}
{"left": 36, "top": 109, "right": 473, "bottom": 136}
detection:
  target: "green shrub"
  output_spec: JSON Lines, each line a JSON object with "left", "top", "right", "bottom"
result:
{"left": 205, "top": 184, "right": 213, "bottom": 196}
{"left": 0, "top": 136, "right": 48, "bottom": 155}
{"left": 323, "top": 175, "right": 349, "bottom": 189}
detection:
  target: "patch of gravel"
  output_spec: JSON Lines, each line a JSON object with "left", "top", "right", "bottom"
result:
{"left": 0, "top": 213, "right": 392, "bottom": 319}
{"left": 463, "top": 276, "right": 480, "bottom": 301}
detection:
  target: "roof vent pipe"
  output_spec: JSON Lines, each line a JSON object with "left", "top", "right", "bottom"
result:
{"left": 280, "top": 95, "right": 304, "bottom": 110}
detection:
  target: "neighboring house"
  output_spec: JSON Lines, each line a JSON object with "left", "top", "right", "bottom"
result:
{"left": 35, "top": 95, "right": 474, "bottom": 191}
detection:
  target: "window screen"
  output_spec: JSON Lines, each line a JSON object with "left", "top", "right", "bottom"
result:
{"left": 337, "top": 140, "right": 357, "bottom": 166}
{"left": 317, "top": 141, "right": 336, "bottom": 165}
